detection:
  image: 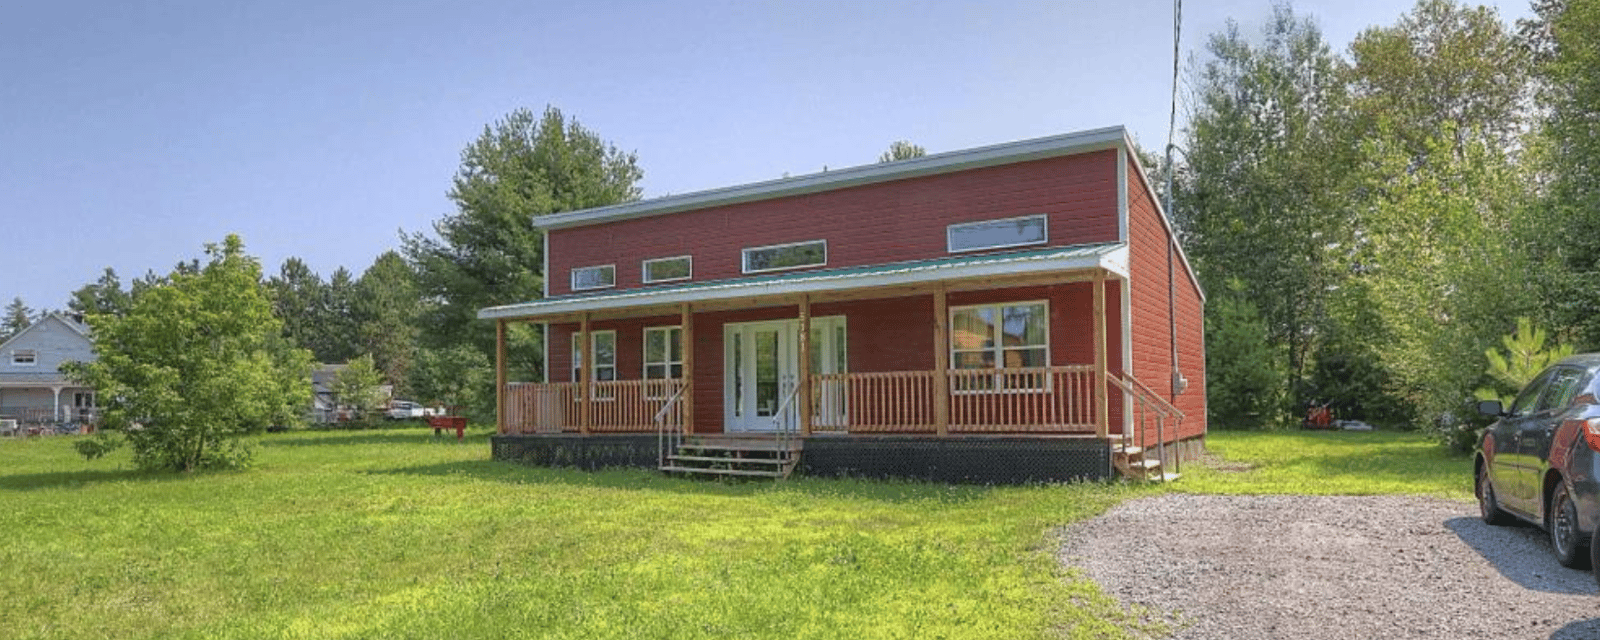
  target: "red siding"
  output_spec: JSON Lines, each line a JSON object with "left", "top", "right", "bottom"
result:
{"left": 550, "top": 284, "right": 1127, "bottom": 434}
{"left": 546, "top": 151, "right": 1121, "bottom": 296}
{"left": 1125, "top": 155, "right": 1207, "bottom": 442}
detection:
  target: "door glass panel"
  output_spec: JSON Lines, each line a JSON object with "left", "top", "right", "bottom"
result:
{"left": 733, "top": 336, "right": 743, "bottom": 418}
{"left": 835, "top": 325, "right": 846, "bottom": 373}
{"left": 756, "top": 330, "right": 779, "bottom": 417}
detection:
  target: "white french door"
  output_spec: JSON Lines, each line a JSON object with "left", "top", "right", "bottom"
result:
{"left": 723, "top": 317, "right": 846, "bottom": 432}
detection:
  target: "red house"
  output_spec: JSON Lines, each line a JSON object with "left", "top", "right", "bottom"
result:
{"left": 481, "top": 126, "right": 1206, "bottom": 482}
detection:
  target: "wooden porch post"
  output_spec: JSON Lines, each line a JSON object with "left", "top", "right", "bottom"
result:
{"left": 579, "top": 313, "right": 592, "bottom": 435}
{"left": 797, "top": 295, "right": 812, "bottom": 436}
{"left": 932, "top": 286, "right": 950, "bottom": 436}
{"left": 680, "top": 302, "right": 695, "bottom": 435}
{"left": 495, "top": 319, "right": 508, "bottom": 434}
{"left": 1094, "top": 273, "right": 1109, "bottom": 439}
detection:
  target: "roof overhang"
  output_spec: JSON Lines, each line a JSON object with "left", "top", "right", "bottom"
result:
{"left": 479, "top": 243, "right": 1128, "bottom": 321}
{"left": 533, "top": 126, "right": 1130, "bottom": 231}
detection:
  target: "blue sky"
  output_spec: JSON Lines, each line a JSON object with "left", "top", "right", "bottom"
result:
{"left": 0, "top": 0, "right": 1529, "bottom": 312}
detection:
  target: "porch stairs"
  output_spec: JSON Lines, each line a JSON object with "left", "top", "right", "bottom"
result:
{"left": 1111, "top": 437, "right": 1180, "bottom": 482}
{"left": 660, "top": 436, "right": 803, "bottom": 479}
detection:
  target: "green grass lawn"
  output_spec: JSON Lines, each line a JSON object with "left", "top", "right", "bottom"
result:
{"left": 0, "top": 427, "right": 1471, "bottom": 640}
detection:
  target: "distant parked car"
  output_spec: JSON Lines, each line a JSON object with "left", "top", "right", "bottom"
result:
{"left": 387, "top": 401, "right": 425, "bottom": 420}
{"left": 1474, "top": 354, "right": 1600, "bottom": 585}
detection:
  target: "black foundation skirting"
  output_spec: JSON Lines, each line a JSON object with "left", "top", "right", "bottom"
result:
{"left": 491, "top": 433, "right": 1113, "bottom": 483}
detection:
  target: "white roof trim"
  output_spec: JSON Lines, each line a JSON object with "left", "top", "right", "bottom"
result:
{"left": 1121, "top": 135, "right": 1207, "bottom": 303}
{"left": 534, "top": 126, "right": 1129, "bottom": 230}
{"left": 479, "top": 244, "right": 1127, "bottom": 321}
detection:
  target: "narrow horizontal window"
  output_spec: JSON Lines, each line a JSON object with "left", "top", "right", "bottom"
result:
{"left": 948, "top": 214, "right": 1048, "bottom": 253}
{"left": 11, "top": 349, "right": 37, "bottom": 366}
{"left": 570, "top": 265, "right": 615, "bottom": 291}
{"left": 642, "top": 256, "right": 692, "bottom": 283}
{"left": 743, "top": 240, "right": 826, "bottom": 274}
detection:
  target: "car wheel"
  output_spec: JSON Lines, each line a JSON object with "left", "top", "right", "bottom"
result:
{"left": 1550, "top": 482, "right": 1592, "bottom": 570}
{"left": 1478, "top": 468, "right": 1513, "bottom": 526}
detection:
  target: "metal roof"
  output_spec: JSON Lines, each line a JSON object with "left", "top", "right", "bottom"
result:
{"left": 533, "top": 126, "right": 1131, "bottom": 230}
{"left": 478, "top": 243, "right": 1127, "bottom": 321}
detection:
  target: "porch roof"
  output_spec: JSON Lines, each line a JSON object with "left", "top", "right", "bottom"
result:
{"left": 478, "top": 242, "right": 1127, "bottom": 321}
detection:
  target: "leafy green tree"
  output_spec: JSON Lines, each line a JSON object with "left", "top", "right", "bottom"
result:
{"left": 266, "top": 258, "right": 330, "bottom": 358}
{"left": 1474, "top": 317, "right": 1575, "bottom": 405}
{"left": 410, "top": 344, "right": 494, "bottom": 422}
{"left": 352, "top": 251, "right": 421, "bottom": 397}
{"left": 1205, "top": 280, "right": 1287, "bottom": 429}
{"left": 1, "top": 297, "right": 33, "bottom": 341}
{"left": 68, "top": 267, "right": 131, "bottom": 318}
{"left": 1177, "top": 4, "right": 1354, "bottom": 394}
{"left": 69, "top": 235, "right": 313, "bottom": 471}
{"left": 333, "top": 354, "right": 386, "bottom": 424}
{"left": 404, "top": 105, "right": 642, "bottom": 381}
{"left": 878, "top": 140, "right": 927, "bottom": 162}
{"left": 322, "top": 267, "right": 360, "bottom": 363}
{"left": 1522, "top": 0, "right": 1600, "bottom": 347}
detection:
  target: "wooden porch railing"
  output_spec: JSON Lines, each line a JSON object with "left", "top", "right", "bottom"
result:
{"left": 504, "top": 379, "right": 683, "bottom": 434}
{"left": 1109, "top": 374, "right": 1186, "bottom": 477}
{"left": 504, "top": 365, "right": 1109, "bottom": 436}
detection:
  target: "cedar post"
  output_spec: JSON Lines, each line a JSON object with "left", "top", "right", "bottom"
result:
{"left": 680, "top": 302, "right": 695, "bottom": 435}
{"left": 797, "top": 295, "right": 813, "bottom": 435}
{"left": 932, "top": 286, "right": 950, "bottom": 436}
{"left": 495, "top": 319, "right": 508, "bottom": 434}
{"left": 579, "top": 313, "right": 592, "bottom": 435}
{"left": 1094, "top": 273, "right": 1109, "bottom": 439}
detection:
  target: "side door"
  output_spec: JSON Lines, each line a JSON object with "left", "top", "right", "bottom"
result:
{"left": 1496, "top": 369, "right": 1557, "bottom": 513}
{"left": 1519, "top": 366, "right": 1587, "bottom": 511}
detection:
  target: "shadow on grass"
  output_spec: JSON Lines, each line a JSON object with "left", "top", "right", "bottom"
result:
{"left": 367, "top": 459, "right": 1007, "bottom": 504}
{"left": 1443, "top": 516, "right": 1598, "bottom": 596}
{"left": 0, "top": 467, "right": 189, "bottom": 492}
{"left": 262, "top": 431, "right": 490, "bottom": 448}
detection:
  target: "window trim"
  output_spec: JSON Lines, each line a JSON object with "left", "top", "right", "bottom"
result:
{"left": 570, "top": 264, "right": 616, "bottom": 292}
{"left": 642, "top": 325, "right": 684, "bottom": 400}
{"left": 571, "top": 330, "right": 618, "bottom": 400}
{"left": 11, "top": 349, "right": 37, "bottom": 366}
{"left": 948, "top": 300, "right": 1051, "bottom": 394}
{"left": 946, "top": 214, "right": 1049, "bottom": 254}
{"left": 741, "top": 239, "right": 828, "bottom": 274}
{"left": 641, "top": 255, "right": 693, "bottom": 284}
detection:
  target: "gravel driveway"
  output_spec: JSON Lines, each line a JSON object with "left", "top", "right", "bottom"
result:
{"left": 1058, "top": 494, "right": 1600, "bottom": 640}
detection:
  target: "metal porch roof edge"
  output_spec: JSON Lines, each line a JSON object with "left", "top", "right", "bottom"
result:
{"left": 532, "top": 126, "right": 1130, "bottom": 231}
{"left": 478, "top": 243, "right": 1128, "bottom": 321}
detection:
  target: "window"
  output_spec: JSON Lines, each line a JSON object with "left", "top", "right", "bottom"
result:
{"left": 950, "top": 301, "right": 1049, "bottom": 391}
{"left": 742, "top": 240, "right": 826, "bottom": 274}
{"left": 11, "top": 350, "right": 36, "bottom": 366}
{"left": 947, "top": 214, "right": 1048, "bottom": 253}
{"left": 644, "top": 326, "right": 684, "bottom": 399}
{"left": 1509, "top": 369, "right": 1556, "bottom": 416}
{"left": 571, "top": 331, "right": 617, "bottom": 399}
{"left": 642, "top": 256, "right": 692, "bottom": 284}
{"left": 571, "top": 265, "right": 616, "bottom": 291}
{"left": 1542, "top": 367, "right": 1587, "bottom": 412}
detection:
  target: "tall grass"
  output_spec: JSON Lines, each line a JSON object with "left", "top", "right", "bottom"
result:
{"left": 1178, "top": 430, "right": 1473, "bottom": 499}
{"left": 0, "top": 428, "right": 1153, "bottom": 640}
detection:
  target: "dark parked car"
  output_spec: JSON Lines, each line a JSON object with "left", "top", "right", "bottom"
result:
{"left": 1475, "top": 354, "right": 1600, "bottom": 584}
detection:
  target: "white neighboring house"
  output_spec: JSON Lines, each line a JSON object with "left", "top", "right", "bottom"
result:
{"left": 0, "top": 313, "right": 97, "bottom": 426}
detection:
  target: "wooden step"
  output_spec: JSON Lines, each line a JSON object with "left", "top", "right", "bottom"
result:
{"left": 661, "top": 465, "right": 789, "bottom": 478}
{"left": 678, "top": 441, "right": 802, "bottom": 453}
{"left": 667, "top": 454, "right": 792, "bottom": 465}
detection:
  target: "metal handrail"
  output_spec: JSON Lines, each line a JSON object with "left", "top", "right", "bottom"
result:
{"left": 654, "top": 383, "right": 687, "bottom": 468}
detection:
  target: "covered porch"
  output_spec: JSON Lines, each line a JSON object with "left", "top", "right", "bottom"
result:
{"left": 481, "top": 245, "right": 1185, "bottom": 481}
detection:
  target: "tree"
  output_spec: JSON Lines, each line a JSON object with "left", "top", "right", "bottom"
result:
{"left": 1177, "top": 3, "right": 1353, "bottom": 399}
{"left": 410, "top": 344, "right": 494, "bottom": 422}
{"left": 68, "top": 267, "right": 131, "bottom": 318}
{"left": 266, "top": 258, "right": 330, "bottom": 358}
{"left": 352, "top": 251, "right": 421, "bottom": 396}
{"left": 2, "top": 297, "right": 33, "bottom": 341}
{"left": 404, "top": 105, "right": 642, "bottom": 381}
{"left": 322, "top": 267, "right": 360, "bottom": 363}
{"left": 1205, "top": 280, "right": 1288, "bottom": 428}
{"left": 1522, "top": 0, "right": 1600, "bottom": 347}
{"left": 70, "top": 235, "right": 313, "bottom": 471}
{"left": 332, "top": 354, "right": 386, "bottom": 424}
{"left": 1474, "top": 317, "right": 1574, "bottom": 406}
{"left": 878, "top": 140, "right": 927, "bottom": 163}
